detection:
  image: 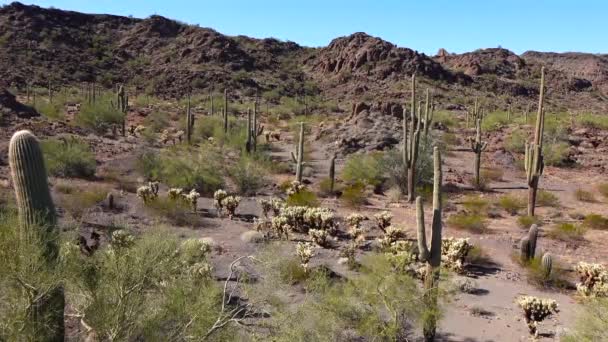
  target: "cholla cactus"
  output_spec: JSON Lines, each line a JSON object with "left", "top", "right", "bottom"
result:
{"left": 180, "top": 238, "right": 212, "bottom": 265}
{"left": 386, "top": 240, "right": 419, "bottom": 274}
{"left": 303, "top": 207, "right": 336, "bottom": 232}
{"left": 213, "top": 189, "right": 228, "bottom": 214}
{"left": 223, "top": 196, "right": 241, "bottom": 219}
{"left": 517, "top": 296, "right": 558, "bottom": 337}
{"left": 253, "top": 218, "right": 271, "bottom": 232}
{"left": 340, "top": 242, "right": 358, "bottom": 269}
{"left": 346, "top": 213, "right": 365, "bottom": 229}
{"left": 374, "top": 211, "right": 393, "bottom": 232}
{"left": 296, "top": 242, "right": 314, "bottom": 272}
{"left": 149, "top": 181, "right": 159, "bottom": 195}
{"left": 168, "top": 188, "right": 184, "bottom": 200}
{"left": 575, "top": 262, "right": 608, "bottom": 297}
{"left": 134, "top": 125, "right": 146, "bottom": 135}
{"left": 111, "top": 230, "right": 135, "bottom": 249}
{"left": 271, "top": 216, "right": 291, "bottom": 240}
{"left": 441, "top": 237, "right": 473, "bottom": 274}
{"left": 309, "top": 229, "right": 330, "bottom": 247}
{"left": 378, "top": 226, "right": 406, "bottom": 249}
{"left": 187, "top": 262, "right": 214, "bottom": 280}
{"left": 259, "top": 197, "right": 285, "bottom": 218}
{"left": 286, "top": 180, "right": 305, "bottom": 196}
{"left": 184, "top": 189, "right": 200, "bottom": 212}
{"left": 137, "top": 184, "right": 158, "bottom": 203}
{"left": 280, "top": 206, "right": 308, "bottom": 232}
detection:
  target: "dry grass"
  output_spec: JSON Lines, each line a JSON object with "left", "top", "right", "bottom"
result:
{"left": 447, "top": 213, "right": 487, "bottom": 233}
{"left": 583, "top": 214, "right": 608, "bottom": 230}
{"left": 496, "top": 194, "right": 526, "bottom": 215}
{"left": 574, "top": 188, "right": 597, "bottom": 203}
{"left": 547, "top": 222, "right": 587, "bottom": 242}
{"left": 517, "top": 215, "right": 542, "bottom": 229}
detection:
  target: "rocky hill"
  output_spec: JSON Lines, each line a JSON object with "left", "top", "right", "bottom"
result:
{"left": 0, "top": 2, "right": 606, "bottom": 111}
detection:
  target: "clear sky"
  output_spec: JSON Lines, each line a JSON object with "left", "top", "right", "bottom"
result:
{"left": 2, "top": 0, "right": 606, "bottom": 55}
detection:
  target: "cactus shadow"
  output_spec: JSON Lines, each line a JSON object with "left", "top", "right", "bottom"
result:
{"left": 464, "top": 263, "right": 501, "bottom": 278}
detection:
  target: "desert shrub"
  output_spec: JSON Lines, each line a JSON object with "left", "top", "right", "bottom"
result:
{"left": 517, "top": 215, "right": 542, "bottom": 229}
{"left": 561, "top": 298, "right": 608, "bottom": 342}
{"left": 447, "top": 213, "right": 487, "bottom": 233}
{"left": 504, "top": 129, "right": 527, "bottom": 153}
{"left": 575, "top": 188, "right": 597, "bottom": 202}
{"left": 379, "top": 143, "right": 435, "bottom": 194}
{"left": 61, "top": 230, "right": 232, "bottom": 341}
{"left": 496, "top": 194, "right": 525, "bottom": 215}
{"left": 480, "top": 167, "right": 503, "bottom": 182}
{"left": 254, "top": 253, "right": 426, "bottom": 341}
{"left": 583, "top": 214, "right": 608, "bottom": 230}
{"left": 195, "top": 115, "right": 224, "bottom": 141}
{"left": 465, "top": 245, "right": 493, "bottom": 265}
{"left": 461, "top": 195, "right": 490, "bottom": 215}
{"left": 144, "top": 196, "right": 200, "bottom": 226}
{"left": 577, "top": 113, "right": 608, "bottom": 130}
{"left": 543, "top": 141, "right": 570, "bottom": 167}
{"left": 342, "top": 152, "right": 384, "bottom": 189}
{"left": 598, "top": 183, "right": 608, "bottom": 198}
{"left": 57, "top": 185, "right": 108, "bottom": 220}
{"left": 76, "top": 97, "right": 124, "bottom": 134}
{"left": 136, "top": 146, "right": 224, "bottom": 195}
{"left": 432, "top": 110, "right": 457, "bottom": 128}
{"left": 318, "top": 177, "right": 338, "bottom": 197}
{"left": 341, "top": 181, "right": 367, "bottom": 208}
{"left": 229, "top": 157, "right": 267, "bottom": 195}
{"left": 41, "top": 137, "right": 96, "bottom": 178}
{"left": 536, "top": 190, "right": 560, "bottom": 207}
{"left": 34, "top": 100, "right": 64, "bottom": 120}
{"left": 143, "top": 110, "right": 170, "bottom": 133}
{"left": 520, "top": 255, "right": 569, "bottom": 289}
{"left": 547, "top": 222, "right": 586, "bottom": 241}
{"left": 286, "top": 189, "right": 319, "bottom": 207}
{"left": 481, "top": 111, "right": 510, "bottom": 132}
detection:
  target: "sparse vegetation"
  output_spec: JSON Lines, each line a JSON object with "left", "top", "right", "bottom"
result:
{"left": 575, "top": 188, "right": 597, "bottom": 202}
{"left": 41, "top": 137, "right": 96, "bottom": 178}
{"left": 583, "top": 214, "right": 608, "bottom": 230}
{"left": 517, "top": 215, "right": 542, "bottom": 229}
{"left": 496, "top": 194, "right": 525, "bottom": 215}
{"left": 547, "top": 222, "right": 587, "bottom": 241}
{"left": 447, "top": 213, "right": 487, "bottom": 233}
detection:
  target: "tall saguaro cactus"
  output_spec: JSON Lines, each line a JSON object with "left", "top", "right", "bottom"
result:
{"left": 469, "top": 118, "right": 488, "bottom": 189}
{"left": 404, "top": 73, "right": 421, "bottom": 202}
{"left": 117, "top": 85, "right": 128, "bottom": 137}
{"left": 9, "top": 130, "right": 65, "bottom": 340}
{"left": 246, "top": 108, "right": 253, "bottom": 153}
{"left": 423, "top": 88, "right": 434, "bottom": 139}
{"left": 525, "top": 67, "right": 546, "bottom": 216}
{"left": 329, "top": 153, "right": 336, "bottom": 194}
{"left": 416, "top": 146, "right": 443, "bottom": 342}
{"left": 186, "top": 94, "right": 193, "bottom": 144}
{"left": 223, "top": 88, "right": 228, "bottom": 133}
{"left": 291, "top": 122, "right": 305, "bottom": 182}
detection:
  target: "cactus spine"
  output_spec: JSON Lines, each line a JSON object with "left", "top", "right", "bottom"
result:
{"left": 404, "top": 73, "right": 421, "bottom": 202}
{"left": 223, "top": 88, "right": 228, "bottom": 133}
{"left": 291, "top": 122, "right": 305, "bottom": 182}
{"left": 9, "top": 130, "right": 65, "bottom": 340}
{"left": 541, "top": 252, "right": 553, "bottom": 277}
{"left": 525, "top": 67, "right": 546, "bottom": 216}
{"left": 416, "top": 146, "right": 442, "bottom": 342}
{"left": 469, "top": 118, "right": 488, "bottom": 189}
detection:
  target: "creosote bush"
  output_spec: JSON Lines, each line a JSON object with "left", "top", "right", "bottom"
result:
{"left": 341, "top": 181, "right": 367, "bottom": 208}
{"left": 561, "top": 298, "right": 608, "bottom": 342}
{"left": 41, "top": 137, "right": 96, "bottom": 178}
{"left": 447, "top": 213, "right": 487, "bottom": 233}
{"left": 575, "top": 188, "right": 597, "bottom": 203}
{"left": 496, "top": 194, "right": 526, "bottom": 215}
{"left": 517, "top": 215, "right": 542, "bottom": 229}
{"left": 583, "top": 214, "right": 608, "bottom": 230}
{"left": 547, "top": 222, "right": 586, "bottom": 242}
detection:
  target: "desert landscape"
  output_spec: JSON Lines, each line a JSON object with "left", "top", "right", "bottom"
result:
{"left": 0, "top": 2, "right": 607, "bottom": 341}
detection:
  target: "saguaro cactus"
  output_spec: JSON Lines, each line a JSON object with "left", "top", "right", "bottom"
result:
{"left": 9, "top": 130, "right": 65, "bottom": 340}
{"left": 541, "top": 253, "right": 553, "bottom": 277}
{"left": 223, "top": 88, "right": 228, "bottom": 133}
{"left": 246, "top": 108, "right": 253, "bottom": 153}
{"left": 525, "top": 67, "right": 546, "bottom": 216}
{"left": 117, "top": 85, "right": 128, "bottom": 137}
{"left": 469, "top": 118, "right": 488, "bottom": 189}
{"left": 210, "top": 92, "right": 214, "bottom": 116}
{"left": 404, "top": 73, "right": 421, "bottom": 202}
{"left": 291, "top": 122, "right": 305, "bottom": 182}
{"left": 423, "top": 89, "right": 434, "bottom": 139}
{"left": 186, "top": 94, "right": 193, "bottom": 144}
{"left": 520, "top": 224, "right": 539, "bottom": 261}
{"left": 416, "top": 146, "right": 443, "bottom": 342}
{"left": 252, "top": 99, "right": 263, "bottom": 152}
{"left": 329, "top": 153, "right": 336, "bottom": 194}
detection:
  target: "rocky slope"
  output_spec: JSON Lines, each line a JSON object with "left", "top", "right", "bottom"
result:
{"left": 0, "top": 2, "right": 605, "bottom": 111}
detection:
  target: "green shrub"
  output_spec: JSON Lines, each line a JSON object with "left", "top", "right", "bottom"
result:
{"left": 496, "top": 194, "right": 525, "bottom": 215}
{"left": 34, "top": 100, "right": 64, "bottom": 120}
{"left": 461, "top": 195, "right": 490, "bottom": 215}
{"left": 144, "top": 110, "right": 170, "bottom": 133}
{"left": 41, "top": 137, "right": 96, "bottom": 178}
{"left": 504, "top": 129, "right": 527, "bottom": 153}
{"left": 286, "top": 189, "right": 319, "bottom": 207}
{"left": 75, "top": 97, "right": 124, "bottom": 134}
{"left": 342, "top": 152, "right": 384, "bottom": 188}
{"left": 577, "top": 113, "right": 608, "bottom": 130}
{"left": 547, "top": 222, "right": 586, "bottom": 241}
{"left": 144, "top": 197, "right": 200, "bottom": 226}
{"left": 341, "top": 182, "right": 367, "bottom": 208}
{"left": 229, "top": 156, "right": 267, "bottom": 195}
{"left": 481, "top": 111, "right": 510, "bottom": 132}
{"left": 517, "top": 215, "right": 542, "bottom": 229}
{"left": 520, "top": 255, "right": 569, "bottom": 289}
{"left": 480, "top": 167, "right": 504, "bottom": 182}
{"left": 561, "top": 298, "right": 608, "bottom": 342}
{"left": 537, "top": 190, "right": 560, "bottom": 207}
{"left": 543, "top": 141, "right": 570, "bottom": 167}
{"left": 318, "top": 177, "right": 338, "bottom": 197}
{"left": 447, "top": 213, "right": 487, "bottom": 233}
{"left": 380, "top": 143, "right": 434, "bottom": 194}
{"left": 136, "top": 146, "right": 225, "bottom": 195}
{"left": 57, "top": 185, "right": 108, "bottom": 220}
{"left": 598, "top": 183, "right": 608, "bottom": 198}
{"left": 583, "top": 214, "right": 608, "bottom": 230}
{"left": 575, "top": 188, "right": 597, "bottom": 203}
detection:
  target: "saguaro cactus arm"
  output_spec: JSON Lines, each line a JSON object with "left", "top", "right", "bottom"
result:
{"left": 416, "top": 147, "right": 442, "bottom": 266}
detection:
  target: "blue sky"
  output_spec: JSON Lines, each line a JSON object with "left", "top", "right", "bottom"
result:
{"left": 3, "top": 1, "right": 606, "bottom": 55}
